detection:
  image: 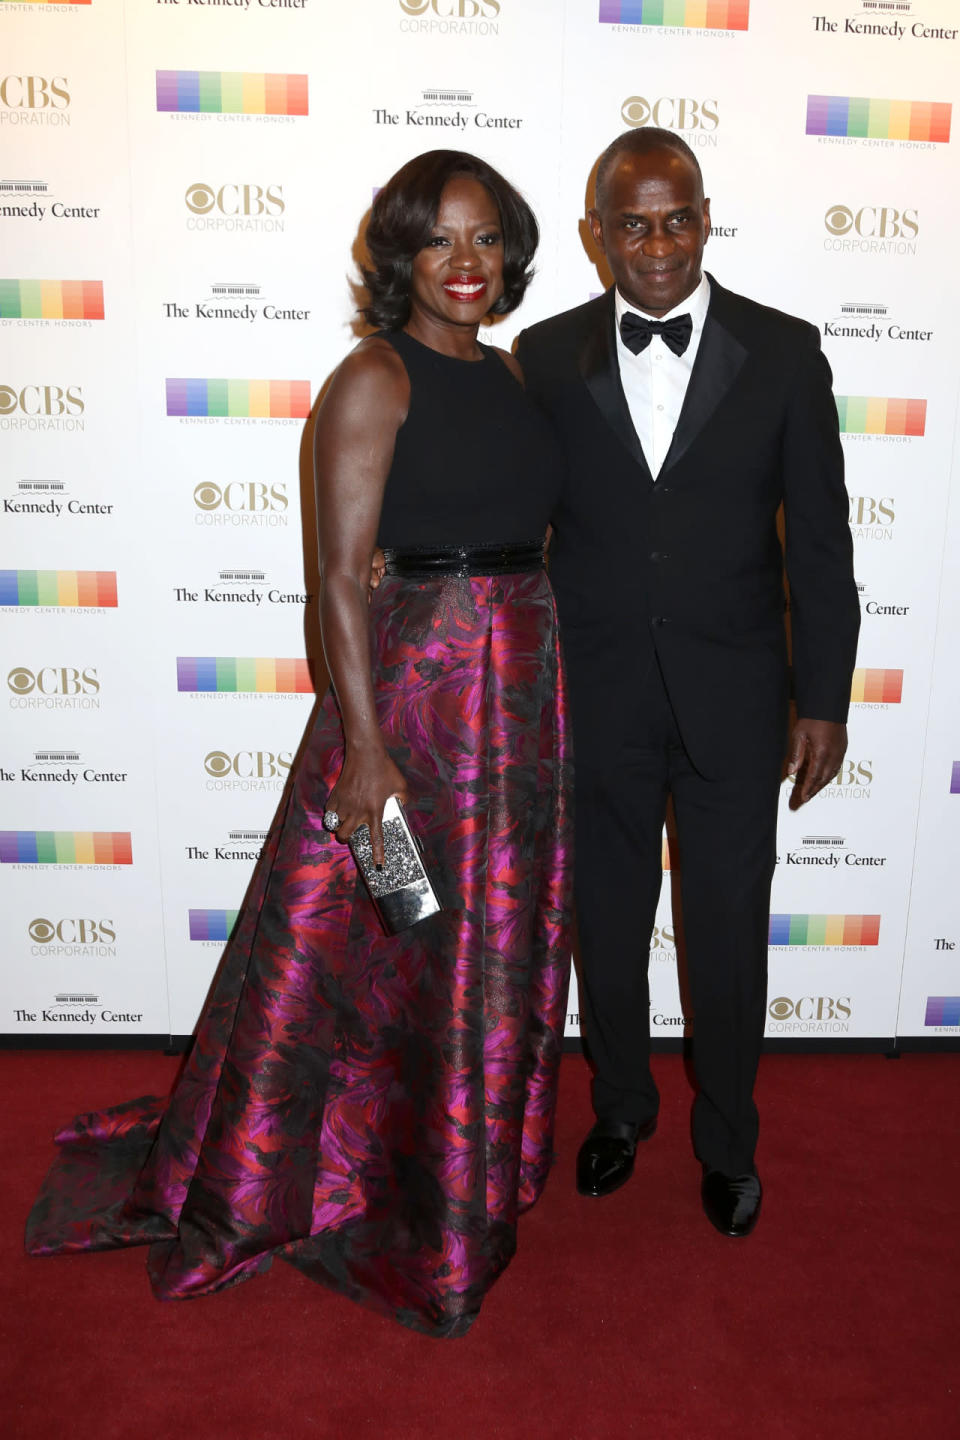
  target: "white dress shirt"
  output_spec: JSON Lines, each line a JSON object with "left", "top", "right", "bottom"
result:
{"left": 614, "top": 273, "right": 711, "bottom": 479}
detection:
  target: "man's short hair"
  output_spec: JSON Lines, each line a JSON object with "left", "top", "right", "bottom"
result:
{"left": 594, "top": 128, "right": 704, "bottom": 213}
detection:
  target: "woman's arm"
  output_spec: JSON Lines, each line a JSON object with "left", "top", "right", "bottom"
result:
{"left": 314, "top": 338, "right": 409, "bottom": 864}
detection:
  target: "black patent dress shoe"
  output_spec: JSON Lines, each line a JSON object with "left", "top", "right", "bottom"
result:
{"left": 700, "top": 1167, "right": 763, "bottom": 1237}
{"left": 576, "top": 1118, "right": 657, "bottom": 1198}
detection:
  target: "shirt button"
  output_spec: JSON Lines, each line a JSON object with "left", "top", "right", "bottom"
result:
{"left": 656, "top": 404, "right": 664, "bottom": 412}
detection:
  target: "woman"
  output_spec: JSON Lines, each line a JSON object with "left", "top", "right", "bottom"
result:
{"left": 26, "top": 150, "right": 573, "bottom": 1339}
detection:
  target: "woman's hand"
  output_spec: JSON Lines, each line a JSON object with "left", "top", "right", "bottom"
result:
{"left": 368, "top": 548, "right": 386, "bottom": 600}
{"left": 326, "top": 744, "right": 409, "bottom": 867}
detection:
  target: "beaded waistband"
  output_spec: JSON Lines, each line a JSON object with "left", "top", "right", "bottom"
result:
{"left": 381, "top": 540, "right": 545, "bottom": 579}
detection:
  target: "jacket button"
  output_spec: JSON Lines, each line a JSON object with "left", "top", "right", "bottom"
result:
{"left": 650, "top": 551, "right": 669, "bottom": 563}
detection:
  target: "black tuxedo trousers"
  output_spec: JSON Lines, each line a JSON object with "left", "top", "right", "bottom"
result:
{"left": 517, "top": 280, "right": 859, "bottom": 1174}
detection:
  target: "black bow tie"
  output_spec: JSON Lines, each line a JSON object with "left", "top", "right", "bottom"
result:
{"left": 620, "top": 310, "right": 693, "bottom": 357}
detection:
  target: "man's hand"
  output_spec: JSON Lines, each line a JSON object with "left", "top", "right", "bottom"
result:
{"left": 786, "top": 718, "right": 847, "bottom": 808}
{"left": 368, "top": 547, "right": 386, "bottom": 601}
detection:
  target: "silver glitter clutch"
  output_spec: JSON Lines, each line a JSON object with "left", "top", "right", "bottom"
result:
{"left": 347, "top": 795, "right": 442, "bottom": 935}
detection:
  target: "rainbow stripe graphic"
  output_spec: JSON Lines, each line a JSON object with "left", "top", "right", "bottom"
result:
{"left": 806, "top": 95, "right": 951, "bottom": 143}
{"left": 156, "top": 71, "right": 308, "bottom": 116}
{"left": 925, "top": 997, "right": 960, "bottom": 1026}
{"left": 950, "top": 762, "right": 960, "bottom": 795}
{"left": 769, "top": 914, "right": 880, "bottom": 946}
{"left": 0, "top": 280, "right": 104, "bottom": 320}
{"left": 189, "top": 909, "right": 240, "bottom": 942}
{"left": 598, "top": 0, "right": 749, "bottom": 26}
{"left": 835, "top": 397, "right": 926, "bottom": 437}
{"left": 850, "top": 668, "right": 903, "bottom": 704}
{"left": 0, "top": 832, "right": 132, "bottom": 865}
{"left": 177, "top": 657, "right": 313, "bottom": 694}
{"left": 165, "top": 379, "right": 311, "bottom": 419}
{"left": 0, "top": 571, "right": 117, "bottom": 607}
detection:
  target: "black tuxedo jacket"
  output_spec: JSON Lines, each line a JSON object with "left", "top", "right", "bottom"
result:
{"left": 516, "top": 277, "right": 860, "bottom": 778}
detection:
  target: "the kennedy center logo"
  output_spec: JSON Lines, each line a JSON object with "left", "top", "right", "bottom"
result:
{"left": 0, "top": 76, "right": 71, "bottom": 126}
{"left": 5, "top": 479, "right": 114, "bottom": 520}
{"left": 373, "top": 87, "right": 522, "bottom": 131}
{"left": 806, "top": 94, "right": 951, "bottom": 148}
{"left": 601, "top": 1, "right": 748, "bottom": 31}
{"left": 173, "top": 569, "right": 311, "bottom": 607}
{"left": 621, "top": 96, "right": 719, "bottom": 146}
{"left": 0, "top": 181, "right": 101, "bottom": 224}
{"left": 157, "top": 70, "right": 307, "bottom": 120}
{"left": 0, "top": 748, "right": 126, "bottom": 787}
{"left": 823, "top": 302, "right": 931, "bottom": 344}
{"left": 811, "top": 3, "right": 957, "bottom": 43}
{"left": 397, "top": 0, "right": 501, "bottom": 35}
{"left": 163, "top": 281, "right": 309, "bottom": 323}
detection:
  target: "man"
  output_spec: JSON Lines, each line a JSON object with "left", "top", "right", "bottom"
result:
{"left": 516, "top": 129, "right": 859, "bottom": 1236}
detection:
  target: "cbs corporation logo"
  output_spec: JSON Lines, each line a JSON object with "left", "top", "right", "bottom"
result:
{"left": 771, "top": 996, "right": 852, "bottom": 1031}
{"left": 8, "top": 665, "right": 101, "bottom": 709}
{"left": 0, "top": 76, "right": 71, "bottom": 127}
{"left": 184, "top": 182, "right": 284, "bottom": 233}
{"left": 823, "top": 204, "right": 918, "bottom": 255}
{"left": 621, "top": 96, "right": 719, "bottom": 145}
{"left": 193, "top": 480, "right": 289, "bottom": 528}
{"left": 29, "top": 917, "right": 116, "bottom": 946}
{"left": 398, "top": 0, "right": 501, "bottom": 34}
{"left": 204, "top": 749, "right": 292, "bottom": 791}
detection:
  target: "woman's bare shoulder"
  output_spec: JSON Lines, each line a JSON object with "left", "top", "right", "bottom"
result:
{"left": 321, "top": 334, "right": 409, "bottom": 415}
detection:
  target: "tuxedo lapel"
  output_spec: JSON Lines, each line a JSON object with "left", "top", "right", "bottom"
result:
{"left": 578, "top": 291, "right": 653, "bottom": 481}
{"left": 659, "top": 280, "right": 748, "bottom": 479}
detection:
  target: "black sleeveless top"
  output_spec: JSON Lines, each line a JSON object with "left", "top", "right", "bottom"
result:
{"left": 375, "top": 329, "right": 561, "bottom": 548}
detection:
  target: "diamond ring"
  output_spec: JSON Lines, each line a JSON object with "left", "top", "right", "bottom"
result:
{"left": 322, "top": 810, "right": 342, "bottom": 832}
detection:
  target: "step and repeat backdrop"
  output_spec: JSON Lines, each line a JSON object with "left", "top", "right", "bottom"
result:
{"left": 2, "top": 0, "right": 958, "bottom": 1047}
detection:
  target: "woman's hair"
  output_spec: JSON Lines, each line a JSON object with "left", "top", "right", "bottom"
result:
{"left": 361, "top": 149, "right": 539, "bottom": 330}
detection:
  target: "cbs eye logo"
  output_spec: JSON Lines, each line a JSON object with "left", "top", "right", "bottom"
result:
{"left": 194, "top": 483, "right": 222, "bottom": 511}
{"left": 204, "top": 751, "right": 231, "bottom": 778}
{"left": 825, "top": 205, "right": 854, "bottom": 236}
{"left": 768, "top": 997, "right": 795, "bottom": 1020}
{"left": 185, "top": 183, "right": 217, "bottom": 216}
{"left": 29, "top": 918, "right": 56, "bottom": 943}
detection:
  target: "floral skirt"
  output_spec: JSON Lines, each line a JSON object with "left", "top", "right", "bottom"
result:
{"left": 26, "top": 569, "right": 574, "bottom": 1338}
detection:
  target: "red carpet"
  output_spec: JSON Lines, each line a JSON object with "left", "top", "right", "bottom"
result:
{"left": 3, "top": 1051, "right": 957, "bottom": 1439}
